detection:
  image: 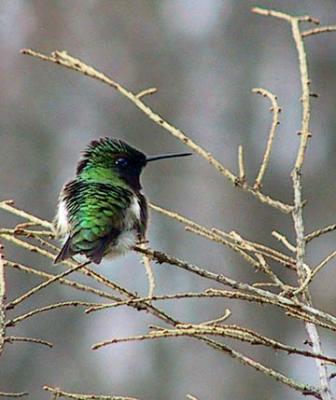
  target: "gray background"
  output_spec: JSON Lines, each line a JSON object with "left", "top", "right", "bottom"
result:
{"left": 1, "top": 1, "right": 336, "bottom": 399}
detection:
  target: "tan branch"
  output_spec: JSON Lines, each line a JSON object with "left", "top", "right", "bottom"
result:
{"left": 0, "top": 244, "right": 5, "bottom": 356}
{"left": 0, "top": 200, "right": 52, "bottom": 228}
{"left": 20, "top": 48, "right": 293, "bottom": 213}
{"left": 272, "top": 231, "right": 296, "bottom": 252}
{"left": 0, "top": 392, "right": 29, "bottom": 398}
{"left": 305, "top": 224, "right": 336, "bottom": 243}
{"left": 302, "top": 26, "right": 336, "bottom": 37}
{"left": 5, "top": 262, "right": 90, "bottom": 310}
{"left": 5, "top": 260, "right": 120, "bottom": 301}
{"left": 5, "top": 336, "right": 53, "bottom": 348}
{"left": 252, "top": 88, "right": 281, "bottom": 189}
{"left": 253, "top": 7, "right": 333, "bottom": 399}
{"left": 238, "top": 145, "right": 246, "bottom": 183}
{"left": 6, "top": 301, "right": 97, "bottom": 327}
{"left": 139, "top": 241, "right": 155, "bottom": 298}
{"left": 93, "top": 329, "right": 320, "bottom": 398}
{"left": 43, "top": 386, "right": 138, "bottom": 400}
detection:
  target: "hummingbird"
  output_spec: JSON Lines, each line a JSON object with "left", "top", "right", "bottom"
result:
{"left": 53, "top": 137, "right": 191, "bottom": 264}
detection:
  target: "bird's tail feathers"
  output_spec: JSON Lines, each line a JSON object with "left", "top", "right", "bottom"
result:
{"left": 54, "top": 237, "right": 74, "bottom": 264}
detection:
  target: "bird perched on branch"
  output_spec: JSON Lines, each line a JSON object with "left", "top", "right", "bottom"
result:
{"left": 53, "top": 137, "right": 191, "bottom": 264}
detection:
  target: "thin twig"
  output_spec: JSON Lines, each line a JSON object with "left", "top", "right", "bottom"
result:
{"left": 252, "top": 88, "right": 281, "bottom": 190}
{"left": 5, "top": 335, "right": 53, "bottom": 348}
{"left": 139, "top": 241, "right": 155, "bottom": 298}
{"left": 0, "top": 200, "right": 52, "bottom": 228}
{"left": 302, "top": 26, "right": 336, "bottom": 37}
{"left": 43, "top": 386, "right": 138, "bottom": 400}
{"left": 186, "top": 395, "right": 199, "bottom": 400}
{"left": 311, "top": 251, "right": 336, "bottom": 282}
{"left": 135, "top": 87, "right": 157, "bottom": 99}
{"left": 0, "top": 244, "right": 5, "bottom": 356}
{"left": 6, "top": 301, "right": 97, "bottom": 327}
{"left": 238, "top": 145, "right": 246, "bottom": 183}
{"left": 5, "top": 260, "right": 120, "bottom": 301}
{"left": 5, "top": 262, "right": 90, "bottom": 310}
{"left": 272, "top": 231, "right": 296, "bottom": 253}
{"left": 305, "top": 224, "right": 336, "bottom": 243}
{"left": 0, "top": 392, "right": 29, "bottom": 398}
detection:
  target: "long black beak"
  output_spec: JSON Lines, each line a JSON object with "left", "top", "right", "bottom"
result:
{"left": 146, "top": 152, "right": 192, "bottom": 162}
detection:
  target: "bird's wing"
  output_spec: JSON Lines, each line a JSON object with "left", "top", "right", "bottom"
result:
{"left": 55, "top": 180, "right": 132, "bottom": 264}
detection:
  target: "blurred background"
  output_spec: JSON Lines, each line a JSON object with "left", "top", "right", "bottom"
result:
{"left": 1, "top": 1, "right": 336, "bottom": 399}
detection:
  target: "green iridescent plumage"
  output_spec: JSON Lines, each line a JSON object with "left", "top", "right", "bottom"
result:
{"left": 54, "top": 137, "right": 191, "bottom": 264}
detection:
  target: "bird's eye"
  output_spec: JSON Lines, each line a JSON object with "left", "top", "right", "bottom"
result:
{"left": 115, "top": 157, "right": 129, "bottom": 168}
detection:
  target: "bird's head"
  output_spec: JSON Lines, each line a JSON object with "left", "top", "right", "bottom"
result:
{"left": 76, "top": 137, "right": 191, "bottom": 191}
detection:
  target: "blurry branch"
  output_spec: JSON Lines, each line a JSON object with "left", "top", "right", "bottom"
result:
{"left": 305, "top": 224, "right": 336, "bottom": 243}
{"left": 0, "top": 244, "right": 5, "bottom": 357}
{"left": 5, "top": 336, "right": 53, "bottom": 348}
{"left": 272, "top": 231, "right": 296, "bottom": 252}
{"left": 186, "top": 395, "right": 199, "bottom": 400}
{"left": 6, "top": 301, "right": 98, "bottom": 328}
{"left": 43, "top": 386, "right": 138, "bottom": 400}
{"left": 135, "top": 87, "right": 157, "bottom": 99}
{"left": 310, "top": 251, "right": 336, "bottom": 283}
{"left": 238, "top": 145, "right": 246, "bottom": 183}
{"left": 252, "top": 88, "right": 281, "bottom": 190}
{"left": 20, "top": 48, "right": 293, "bottom": 214}
{"left": 302, "top": 26, "right": 336, "bottom": 37}
{"left": 0, "top": 392, "right": 29, "bottom": 398}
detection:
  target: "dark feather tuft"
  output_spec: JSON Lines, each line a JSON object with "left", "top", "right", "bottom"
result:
{"left": 54, "top": 237, "right": 74, "bottom": 264}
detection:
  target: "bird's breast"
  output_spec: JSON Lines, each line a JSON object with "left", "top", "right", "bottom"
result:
{"left": 54, "top": 198, "right": 69, "bottom": 238}
{"left": 106, "top": 195, "right": 142, "bottom": 258}
{"left": 124, "top": 195, "right": 142, "bottom": 228}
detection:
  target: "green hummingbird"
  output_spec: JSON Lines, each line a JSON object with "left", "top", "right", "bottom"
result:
{"left": 53, "top": 137, "right": 191, "bottom": 264}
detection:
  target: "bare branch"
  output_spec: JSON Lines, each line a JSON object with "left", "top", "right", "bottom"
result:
{"left": 20, "top": 48, "right": 293, "bottom": 213}
{"left": 253, "top": 7, "right": 333, "bottom": 399}
{"left": 238, "top": 145, "right": 246, "bottom": 183}
{"left": 135, "top": 87, "right": 158, "bottom": 99}
{"left": 43, "top": 386, "right": 138, "bottom": 400}
{"left": 272, "top": 231, "right": 296, "bottom": 253}
{"left": 0, "top": 244, "right": 5, "bottom": 356}
{"left": 302, "top": 26, "right": 336, "bottom": 37}
{"left": 305, "top": 224, "right": 336, "bottom": 243}
{"left": 6, "top": 301, "right": 97, "bottom": 327}
{"left": 0, "top": 392, "right": 29, "bottom": 398}
{"left": 5, "top": 262, "right": 91, "bottom": 310}
{"left": 252, "top": 88, "right": 281, "bottom": 189}
{"left": 5, "top": 336, "right": 53, "bottom": 348}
